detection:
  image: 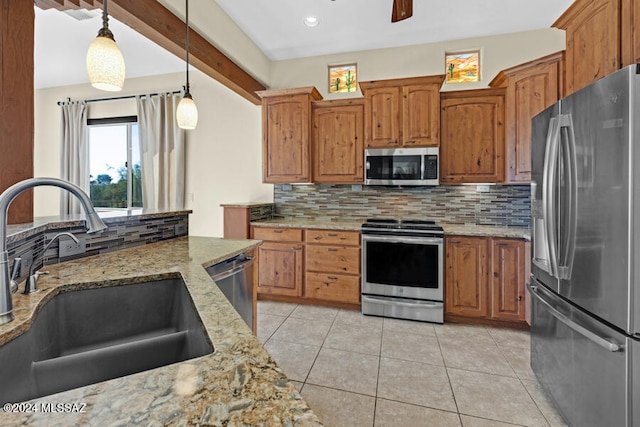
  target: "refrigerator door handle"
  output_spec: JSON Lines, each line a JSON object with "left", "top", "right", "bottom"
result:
{"left": 528, "top": 283, "right": 624, "bottom": 352}
{"left": 541, "top": 116, "right": 560, "bottom": 278}
{"left": 557, "top": 114, "right": 578, "bottom": 281}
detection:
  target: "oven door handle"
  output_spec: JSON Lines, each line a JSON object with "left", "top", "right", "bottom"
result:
{"left": 363, "top": 295, "right": 442, "bottom": 308}
{"left": 362, "top": 235, "right": 443, "bottom": 245}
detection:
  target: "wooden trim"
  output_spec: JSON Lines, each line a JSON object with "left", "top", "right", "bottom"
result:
{"left": 488, "top": 51, "right": 565, "bottom": 88}
{"left": 440, "top": 87, "right": 506, "bottom": 100}
{"left": 1, "top": 0, "right": 34, "bottom": 224}
{"left": 359, "top": 74, "right": 446, "bottom": 92}
{"left": 34, "top": 0, "right": 267, "bottom": 105}
{"left": 445, "top": 314, "right": 530, "bottom": 330}
{"left": 552, "top": 0, "right": 596, "bottom": 29}
{"left": 311, "top": 98, "right": 364, "bottom": 108}
{"left": 257, "top": 86, "right": 323, "bottom": 100}
{"left": 257, "top": 293, "right": 360, "bottom": 311}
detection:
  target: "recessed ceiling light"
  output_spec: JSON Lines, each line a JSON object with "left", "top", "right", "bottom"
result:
{"left": 304, "top": 16, "right": 319, "bottom": 27}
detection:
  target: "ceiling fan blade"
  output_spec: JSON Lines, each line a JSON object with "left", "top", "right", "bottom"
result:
{"left": 391, "top": 0, "right": 413, "bottom": 22}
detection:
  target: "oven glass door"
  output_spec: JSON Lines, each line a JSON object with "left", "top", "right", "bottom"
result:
{"left": 362, "top": 235, "right": 443, "bottom": 301}
{"left": 366, "top": 154, "right": 422, "bottom": 181}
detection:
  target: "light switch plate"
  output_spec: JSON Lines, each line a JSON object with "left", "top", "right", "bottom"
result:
{"left": 59, "top": 236, "right": 85, "bottom": 258}
{"left": 476, "top": 184, "right": 491, "bottom": 193}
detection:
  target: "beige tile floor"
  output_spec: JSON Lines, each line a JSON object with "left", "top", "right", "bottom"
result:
{"left": 258, "top": 300, "right": 568, "bottom": 427}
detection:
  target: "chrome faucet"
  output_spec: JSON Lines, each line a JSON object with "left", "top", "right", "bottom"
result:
{"left": 23, "top": 232, "right": 79, "bottom": 295}
{"left": 0, "top": 178, "right": 108, "bottom": 325}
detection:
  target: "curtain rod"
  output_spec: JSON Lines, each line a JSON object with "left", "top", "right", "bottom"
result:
{"left": 57, "top": 90, "right": 183, "bottom": 106}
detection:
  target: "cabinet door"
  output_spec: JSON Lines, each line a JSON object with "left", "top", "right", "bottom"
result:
{"left": 491, "top": 239, "right": 526, "bottom": 322}
{"left": 306, "top": 245, "right": 360, "bottom": 275}
{"left": 621, "top": 0, "right": 640, "bottom": 66}
{"left": 305, "top": 272, "right": 360, "bottom": 304}
{"left": 313, "top": 102, "right": 364, "bottom": 183}
{"left": 262, "top": 94, "right": 311, "bottom": 183}
{"left": 556, "top": 0, "right": 620, "bottom": 95}
{"left": 257, "top": 241, "right": 304, "bottom": 297}
{"left": 363, "top": 86, "right": 402, "bottom": 148}
{"left": 505, "top": 59, "right": 561, "bottom": 183}
{"left": 445, "top": 237, "right": 489, "bottom": 318}
{"left": 403, "top": 83, "right": 441, "bottom": 147}
{"left": 440, "top": 90, "right": 505, "bottom": 183}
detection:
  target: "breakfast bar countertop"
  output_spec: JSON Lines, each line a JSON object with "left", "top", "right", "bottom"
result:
{"left": 0, "top": 236, "right": 322, "bottom": 427}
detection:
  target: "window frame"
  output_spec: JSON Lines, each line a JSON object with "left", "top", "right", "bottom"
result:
{"left": 87, "top": 115, "right": 140, "bottom": 209}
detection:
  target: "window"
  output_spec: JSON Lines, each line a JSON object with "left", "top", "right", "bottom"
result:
{"left": 445, "top": 50, "right": 480, "bottom": 84}
{"left": 88, "top": 116, "right": 142, "bottom": 209}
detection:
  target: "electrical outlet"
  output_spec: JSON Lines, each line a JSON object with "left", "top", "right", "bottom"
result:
{"left": 174, "top": 223, "right": 187, "bottom": 236}
{"left": 59, "top": 236, "right": 86, "bottom": 258}
{"left": 476, "top": 184, "right": 491, "bottom": 193}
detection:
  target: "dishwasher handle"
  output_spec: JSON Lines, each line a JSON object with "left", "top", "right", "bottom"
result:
{"left": 209, "top": 256, "right": 254, "bottom": 282}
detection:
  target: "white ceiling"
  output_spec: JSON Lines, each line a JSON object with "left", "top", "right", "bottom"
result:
{"left": 214, "top": 0, "right": 575, "bottom": 61}
{"left": 34, "top": 7, "right": 186, "bottom": 89}
{"left": 35, "top": 1, "right": 574, "bottom": 89}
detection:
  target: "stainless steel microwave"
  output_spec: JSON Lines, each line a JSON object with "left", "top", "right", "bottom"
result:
{"left": 365, "top": 147, "right": 439, "bottom": 186}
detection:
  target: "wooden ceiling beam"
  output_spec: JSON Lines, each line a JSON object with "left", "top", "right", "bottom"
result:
{"left": 33, "top": 0, "right": 266, "bottom": 104}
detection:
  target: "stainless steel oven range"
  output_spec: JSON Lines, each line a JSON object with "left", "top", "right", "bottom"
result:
{"left": 361, "top": 219, "right": 444, "bottom": 323}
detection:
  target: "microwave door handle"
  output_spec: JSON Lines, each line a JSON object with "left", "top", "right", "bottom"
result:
{"left": 542, "top": 116, "right": 560, "bottom": 278}
{"left": 420, "top": 155, "right": 425, "bottom": 180}
{"left": 528, "top": 283, "right": 624, "bottom": 352}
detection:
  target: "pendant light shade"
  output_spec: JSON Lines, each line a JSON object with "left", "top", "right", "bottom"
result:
{"left": 177, "top": 0, "right": 198, "bottom": 130}
{"left": 86, "top": 0, "right": 125, "bottom": 92}
{"left": 176, "top": 94, "right": 198, "bottom": 130}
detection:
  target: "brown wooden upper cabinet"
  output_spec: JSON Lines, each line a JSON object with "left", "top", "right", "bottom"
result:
{"left": 440, "top": 88, "right": 506, "bottom": 184}
{"left": 621, "top": 0, "right": 640, "bottom": 66}
{"left": 312, "top": 99, "right": 364, "bottom": 184}
{"left": 553, "top": 0, "right": 621, "bottom": 95}
{"left": 489, "top": 52, "right": 564, "bottom": 183}
{"left": 360, "top": 75, "right": 445, "bottom": 148}
{"left": 257, "top": 87, "right": 322, "bottom": 183}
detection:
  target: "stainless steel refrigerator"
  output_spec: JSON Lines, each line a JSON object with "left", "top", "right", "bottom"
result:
{"left": 529, "top": 64, "right": 640, "bottom": 427}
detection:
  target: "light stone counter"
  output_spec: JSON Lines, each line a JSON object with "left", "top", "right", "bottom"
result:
{"left": 0, "top": 236, "right": 322, "bottom": 426}
{"left": 251, "top": 217, "right": 363, "bottom": 231}
{"left": 441, "top": 223, "right": 531, "bottom": 240}
{"left": 251, "top": 218, "right": 530, "bottom": 239}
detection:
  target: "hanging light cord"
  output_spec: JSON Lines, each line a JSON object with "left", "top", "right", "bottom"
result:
{"left": 184, "top": 0, "right": 191, "bottom": 96}
{"left": 97, "top": 0, "right": 115, "bottom": 40}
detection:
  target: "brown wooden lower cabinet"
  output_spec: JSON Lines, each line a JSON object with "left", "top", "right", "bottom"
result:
{"left": 445, "top": 235, "right": 529, "bottom": 326}
{"left": 256, "top": 240, "right": 304, "bottom": 297}
{"left": 252, "top": 226, "right": 361, "bottom": 308}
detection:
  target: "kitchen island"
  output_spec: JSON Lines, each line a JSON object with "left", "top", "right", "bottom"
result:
{"left": 0, "top": 236, "right": 322, "bottom": 426}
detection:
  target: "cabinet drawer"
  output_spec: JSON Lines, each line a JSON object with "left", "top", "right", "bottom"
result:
{"left": 305, "top": 272, "right": 360, "bottom": 304}
{"left": 305, "top": 229, "right": 360, "bottom": 246}
{"left": 306, "top": 245, "right": 360, "bottom": 275}
{"left": 253, "top": 227, "right": 303, "bottom": 242}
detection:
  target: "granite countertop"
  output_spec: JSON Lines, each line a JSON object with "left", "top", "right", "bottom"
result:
{"left": 441, "top": 223, "right": 530, "bottom": 240}
{"left": 251, "top": 217, "right": 530, "bottom": 239}
{"left": 220, "top": 202, "right": 274, "bottom": 208}
{"left": 251, "top": 217, "right": 363, "bottom": 231}
{"left": 0, "top": 236, "right": 322, "bottom": 427}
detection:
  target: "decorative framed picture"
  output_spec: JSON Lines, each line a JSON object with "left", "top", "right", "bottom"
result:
{"left": 445, "top": 50, "right": 480, "bottom": 84}
{"left": 328, "top": 63, "right": 357, "bottom": 93}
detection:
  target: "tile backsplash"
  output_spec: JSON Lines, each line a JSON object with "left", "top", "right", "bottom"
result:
{"left": 274, "top": 184, "right": 530, "bottom": 227}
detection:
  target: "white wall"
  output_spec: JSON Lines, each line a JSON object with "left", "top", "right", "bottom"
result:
{"left": 34, "top": 69, "right": 273, "bottom": 237}
{"left": 270, "top": 28, "right": 566, "bottom": 99}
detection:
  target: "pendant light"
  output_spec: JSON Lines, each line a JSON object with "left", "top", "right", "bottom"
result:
{"left": 86, "top": 0, "right": 125, "bottom": 91}
{"left": 176, "top": 0, "right": 198, "bottom": 130}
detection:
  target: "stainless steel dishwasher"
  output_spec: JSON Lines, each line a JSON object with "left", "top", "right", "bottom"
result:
{"left": 206, "top": 253, "right": 254, "bottom": 329}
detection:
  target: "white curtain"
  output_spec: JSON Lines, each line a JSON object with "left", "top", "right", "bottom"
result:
{"left": 136, "top": 93, "right": 185, "bottom": 211}
{"left": 59, "top": 101, "right": 89, "bottom": 215}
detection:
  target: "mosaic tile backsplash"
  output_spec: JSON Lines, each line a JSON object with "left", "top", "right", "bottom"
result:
{"left": 274, "top": 184, "right": 531, "bottom": 227}
{"left": 7, "top": 213, "right": 189, "bottom": 286}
